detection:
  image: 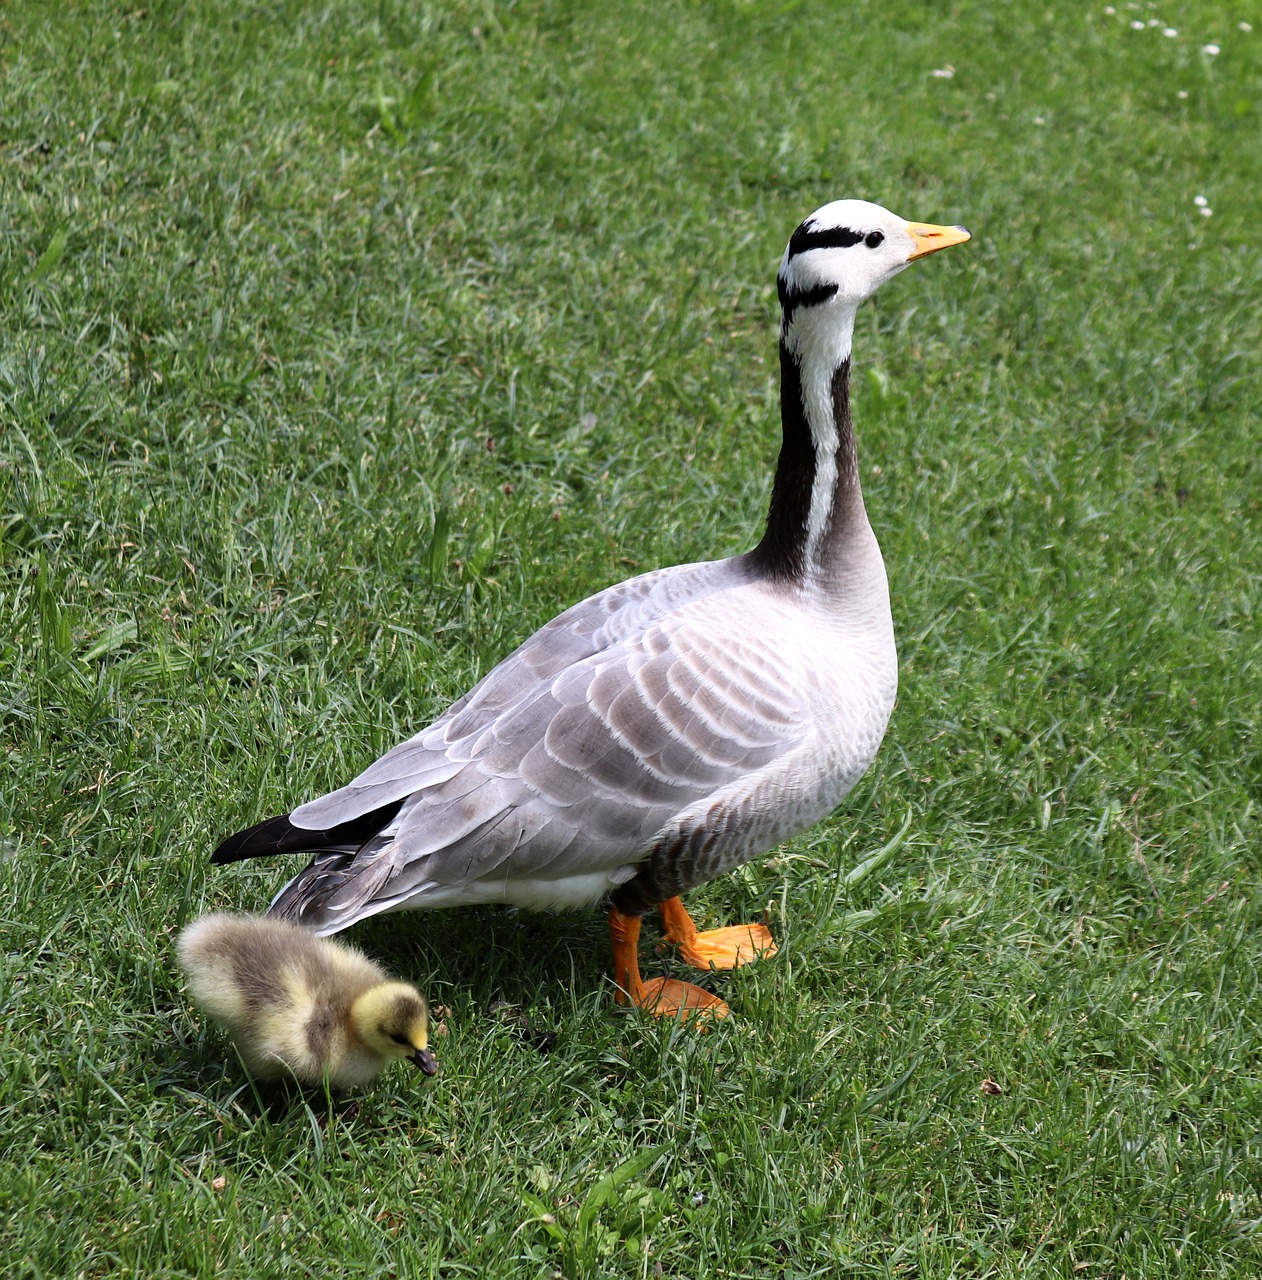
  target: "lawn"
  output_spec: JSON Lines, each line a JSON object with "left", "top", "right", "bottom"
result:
{"left": 2, "top": 0, "right": 1260, "bottom": 1275}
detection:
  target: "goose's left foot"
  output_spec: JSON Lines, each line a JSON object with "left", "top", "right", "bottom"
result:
{"left": 608, "top": 906, "right": 729, "bottom": 1020}
{"left": 658, "top": 896, "right": 778, "bottom": 971}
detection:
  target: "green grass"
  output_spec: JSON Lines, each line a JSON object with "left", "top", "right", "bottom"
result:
{"left": 2, "top": 0, "right": 1261, "bottom": 1275}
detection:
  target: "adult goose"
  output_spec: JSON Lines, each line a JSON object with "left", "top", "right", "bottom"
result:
{"left": 212, "top": 200, "right": 970, "bottom": 1018}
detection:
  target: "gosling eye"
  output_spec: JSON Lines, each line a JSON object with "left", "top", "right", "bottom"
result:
{"left": 864, "top": 231, "right": 885, "bottom": 249}
{"left": 388, "top": 1032, "right": 410, "bottom": 1047}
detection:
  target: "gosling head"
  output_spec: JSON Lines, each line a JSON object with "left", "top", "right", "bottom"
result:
{"left": 777, "top": 198, "right": 971, "bottom": 327}
{"left": 350, "top": 981, "right": 439, "bottom": 1076}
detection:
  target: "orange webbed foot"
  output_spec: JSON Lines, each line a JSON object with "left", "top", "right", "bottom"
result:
{"left": 633, "top": 977, "right": 730, "bottom": 1021}
{"left": 658, "top": 897, "right": 777, "bottom": 971}
{"left": 609, "top": 905, "right": 730, "bottom": 1023}
{"left": 672, "top": 923, "right": 778, "bottom": 971}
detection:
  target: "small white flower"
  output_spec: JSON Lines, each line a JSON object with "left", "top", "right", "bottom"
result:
{"left": 1199, "top": 206, "right": 1213, "bottom": 217}
{"left": 1239, "top": 22, "right": 1252, "bottom": 33}
{"left": 1130, "top": 19, "right": 1145, "bottom": 28}
{"left": 1193, "top": 194, "right": 1208, "bottom": 206}
{"left": 930, "top": 66, "right": 956, "bottom": 78}
{"left": 1104, "top": 4, "right": 1116, "bottom": 12}
{"left": 1147, "top": 17, "right": 1160, "bottom": 27}
{"left": 1202, "top": 42, "right": 1220, "bottom": 54}
{"left": 1162, "top": 27, "right": 1177, "bottom": 37}
{"left": 1176, "top": 89, "right": 1189, "bottom": 98}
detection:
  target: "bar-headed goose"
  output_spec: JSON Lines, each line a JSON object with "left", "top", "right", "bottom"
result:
{"left": 212, "top": 200, "right": 970, "bottom": 1019}
{"left": 178, "top": 913, "right": 438, "bottom": 1086}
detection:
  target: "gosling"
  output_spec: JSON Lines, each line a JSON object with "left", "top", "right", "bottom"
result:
{"left": 177, "top": 913, "right": 438, "bottom": 1088}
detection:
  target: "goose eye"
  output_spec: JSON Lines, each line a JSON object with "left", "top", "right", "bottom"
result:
{"left": 389, "top": 1032, "right": 410, "bottom": 1046}
{"left": 864, "top": 231, "right": 885, "bottom": 249}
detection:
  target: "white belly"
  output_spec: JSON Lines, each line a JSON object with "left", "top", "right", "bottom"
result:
{"left": 378, "top": 866, "right": 640, "bottom": 914}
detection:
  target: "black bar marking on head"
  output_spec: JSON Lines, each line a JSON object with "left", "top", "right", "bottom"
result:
{"left": 787, "top": 222, "right": 865, "bottom": 260}
{"left": 778, "top": 276, "right": 839, "bottom": 324}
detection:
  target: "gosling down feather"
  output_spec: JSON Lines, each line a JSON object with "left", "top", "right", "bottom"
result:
{"left": 212, "top": 200, "right": 971, "bottom": 1018}
{"left": 177, "top": 913, "right": 438, "bottom": 1086}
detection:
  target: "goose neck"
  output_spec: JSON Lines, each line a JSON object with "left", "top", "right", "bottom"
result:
{"left": 751, "top": 305, "right": 869, "bottom": 586}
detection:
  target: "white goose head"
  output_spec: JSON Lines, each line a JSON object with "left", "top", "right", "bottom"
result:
{"left": 754, "top": 199, "right": 971, "bottom": 586}
{"left": 777, "top": 199, "right": 970, "bottom": 343}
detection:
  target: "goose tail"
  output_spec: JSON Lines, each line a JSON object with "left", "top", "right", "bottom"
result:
{"left": 266, "top": 847, "right": 405, "bottom": 935}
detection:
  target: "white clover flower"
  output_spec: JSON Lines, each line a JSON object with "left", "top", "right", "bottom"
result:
{"left": 930, "top": 66, "right": 956, "bottom": 79}
{"left": 1104, "top": 4, "right": 1116, "bottom": 12}
{"left": 1239, "top": 22, "right": 1252, "bottom": 33}
{"left": 1131, "top": 19, "right": 1146, "bottom": 29}
{"left": 1163, "top": 27, "right": 1177, "bottom": 37}
{"left": 1176, "top": 89, "right": 1189, "bottom": 98}
{"left": 1193, "top": 195, "right": 1208, "bottom": 206}
{"left": 1203, "top": 42, "right": 1220, "bottom": 54}
{"left": 1199, "top": 206, "right": 1213, "bottom": 217}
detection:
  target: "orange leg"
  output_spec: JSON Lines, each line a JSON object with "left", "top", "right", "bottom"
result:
{"left": 609, "top": 905, "right": 729, "bottom": 1020}
{"left": 657, "top": 896, "right": 778, "bottom": 970}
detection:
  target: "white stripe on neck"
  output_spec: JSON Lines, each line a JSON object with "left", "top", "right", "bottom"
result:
{"left": 782, "top": 299, "right": 859, "bottom": 574}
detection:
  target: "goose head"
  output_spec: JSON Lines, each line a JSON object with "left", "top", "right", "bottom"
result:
{"left": 777, "top": 199, "right": 970, "bottom": 333}
{"left": 350, "top": 981, "right": 439, "bottom": 1075}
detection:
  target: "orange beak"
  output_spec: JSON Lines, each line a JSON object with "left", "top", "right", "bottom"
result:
{"left": 905, "top": 221, "right": 972, "bottom": 260}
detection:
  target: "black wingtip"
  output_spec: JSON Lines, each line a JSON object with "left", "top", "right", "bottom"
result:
{"left": 210, "top": 798, "right": 406, "bottom": 865}
{"left": 210, "top": 813, "right": 303, "bottom": 864}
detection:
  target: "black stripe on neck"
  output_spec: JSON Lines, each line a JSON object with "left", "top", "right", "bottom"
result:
{"left": 830, "top": 358, "right": 858, "bottom": 492}
{"left": 777, "top": 275, "right": 838, "bottom": 325}
{"left": 750, "top": 342, "right": 815, "bottom": 582}
{"left": 750, "top": 351, "right": 856, "bottom": 583}
{"left": 787, "top": 222, "right": 864, "bottom": 259}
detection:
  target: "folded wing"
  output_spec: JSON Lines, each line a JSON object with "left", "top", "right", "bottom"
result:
{"left": 264, "top": 561, "right": 813, "bottom": 931}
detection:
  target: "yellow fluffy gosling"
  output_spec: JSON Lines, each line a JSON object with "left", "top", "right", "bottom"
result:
{"left": 177, "top": 913, "right": 438, "bottom": 1087}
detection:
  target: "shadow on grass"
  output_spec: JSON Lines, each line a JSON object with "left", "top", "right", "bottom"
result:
{"left": 353, "top": 900, "right": 733, "bottom": 1018}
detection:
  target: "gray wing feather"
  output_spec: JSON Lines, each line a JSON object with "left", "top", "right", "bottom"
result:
{"left": 291, "top": 560, "right": 742, "bottom": 829}
{"left": 281, "top": 558, "right": 813, "bottom": 923}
